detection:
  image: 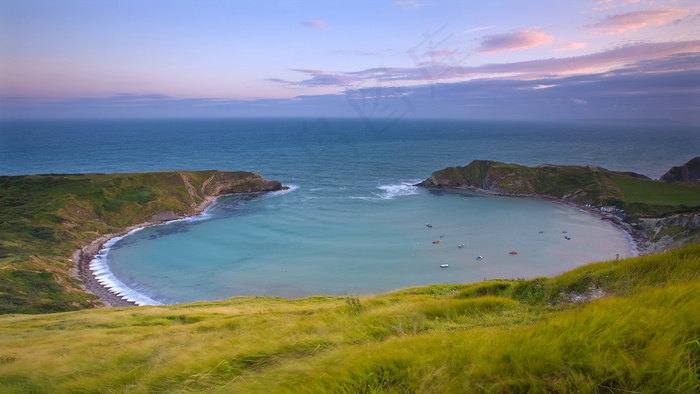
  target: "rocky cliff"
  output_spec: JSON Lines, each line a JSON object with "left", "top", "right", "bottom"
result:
{"left": 200, "top": 171, "right": 284, "bottom": 196}
{"left": 660, "top": 156, "right": 700, "bottom": 182}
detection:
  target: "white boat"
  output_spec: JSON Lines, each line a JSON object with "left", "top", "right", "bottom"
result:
{"left": 440, "top": 264, "right": 449, "bottom": 268}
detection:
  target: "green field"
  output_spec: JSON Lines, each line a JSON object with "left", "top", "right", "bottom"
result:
{"left": 1, "top": 244, "right": 698, "bottom": 393}
{"left": 611, "top": 177, "right": 700, "bottom": 206}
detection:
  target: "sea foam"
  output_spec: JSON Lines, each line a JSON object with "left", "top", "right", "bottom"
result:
{"left": 90, "top": 228, "right": 166, "bottom": 306}
{"left": 375, "top": 181, "right": 420, "bottom": 200}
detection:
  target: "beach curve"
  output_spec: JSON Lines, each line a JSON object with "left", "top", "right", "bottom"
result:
{"left": 74, "top": 196, "right": 217, "bottom": 308}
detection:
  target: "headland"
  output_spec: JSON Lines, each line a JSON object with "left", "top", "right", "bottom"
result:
{"left": 416, "top": 159, "right": 700, "bottom": 254}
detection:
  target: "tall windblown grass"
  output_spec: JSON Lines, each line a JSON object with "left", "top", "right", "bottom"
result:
{"left": 0, "top": 244, "right": 698, "bottom": 393}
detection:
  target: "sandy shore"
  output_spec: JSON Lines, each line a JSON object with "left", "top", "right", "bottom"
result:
{"left": 74, "top": 189, "right": 646, "bottom": 309}
{"left": 74, "top": 196, "right": 217, "bottom": 308}
{"left": 546, "top": 197, "right": 648, "bottom": 256}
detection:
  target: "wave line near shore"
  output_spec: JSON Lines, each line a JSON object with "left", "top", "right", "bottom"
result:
{"left": 75, "top": 196, "right": 218, "bottom": 308}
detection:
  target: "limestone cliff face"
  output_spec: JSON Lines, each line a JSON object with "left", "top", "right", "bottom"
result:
{"left": 199, "top": 171, "right": 283, "bottom": 196}
{"left": 660, "top": 156, "right": 700, "bottom": 182}
{"left": 639, "top": 213, "right": 700, "bottom": 253}
{"left": 150, "top": 170, "right": 284, "bottom": 222}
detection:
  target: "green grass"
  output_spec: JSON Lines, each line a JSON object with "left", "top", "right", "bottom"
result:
{"left": 0, "top": 171, "right": 280, "bottom": 314}
{"left": 424, "top": 160, "right": 700, "bottom": 222}
{"left": 0, "top": 243, "right": 698, "bottom": 393}
{"left": 612, "top": 177, "right": 700, "bottom": 206}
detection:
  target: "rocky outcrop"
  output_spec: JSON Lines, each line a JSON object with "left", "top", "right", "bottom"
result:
{"left": 660, "top": 156, "right": 700, "bottom": 182}
{"left": 638, "top": 214, "right": 700, "bottom": 253}
{"left": 200, "top": 171, "right": 284, "bottom": 196}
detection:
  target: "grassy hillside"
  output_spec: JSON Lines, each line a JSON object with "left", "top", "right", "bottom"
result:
{"left": 418, "top": 160, "right": 700, "bottom": 221}
{"left": 1, "top": 244, "right": 698, "bottom": 393}
{"left": 0, "top": 171, "right": 282, "bottom": 314}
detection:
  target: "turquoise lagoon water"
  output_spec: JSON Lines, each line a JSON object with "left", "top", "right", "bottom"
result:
{"left": 1, "top": 118, "right": 698, "bottom": 304}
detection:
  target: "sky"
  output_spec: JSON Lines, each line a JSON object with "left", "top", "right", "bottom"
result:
{"left": 0, "top": 0, "right": 699, "bottom": 122}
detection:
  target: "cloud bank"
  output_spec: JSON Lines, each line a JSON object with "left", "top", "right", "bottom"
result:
{"left": 592, "top": 9, "right": 689, "bottom": 34}
{"left": 477, "top": 28, "right": 555, "bottom": 53}
{"left": 4, "top": 41, "right": 698, "bottom": 123}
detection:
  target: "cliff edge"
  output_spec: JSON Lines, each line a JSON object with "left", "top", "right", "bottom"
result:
{"left": 660, "top": 156, "right": 700, "bottom": 182}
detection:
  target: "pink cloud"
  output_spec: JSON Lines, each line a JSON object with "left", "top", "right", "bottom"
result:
{"left": 477, "top": 28, "right": 555, "bottom": 54}
{"left": 593, "top": 9, "right": 688, "bottom": 34}
{"left": 470, "top": 40, "right": 700, "bottom": 77}
{"left": 294, "top": 69, "right": 325, "bottom": 75}
{"left": 268, "top": 40, "right": 699, "bottom": 90}
{"left": 301, "top": 20, "right": 327, "bottom": 30}
{"left": 555, "top": 42, "right": 587, "bottom": 51}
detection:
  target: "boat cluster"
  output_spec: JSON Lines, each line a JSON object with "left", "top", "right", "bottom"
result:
{"left": 426, "top": 222, "right": 517, "bottom": 268}
{"left": 426, "top": 223, "right": 572, "bottom": 268}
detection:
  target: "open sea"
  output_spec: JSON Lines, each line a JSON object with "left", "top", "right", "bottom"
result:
{"left": 1, "top": 118, "right": 698, "bottom": 305}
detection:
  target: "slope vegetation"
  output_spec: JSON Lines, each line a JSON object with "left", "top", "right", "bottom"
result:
{"left": 0, "top": 171, "right": 283, "bottom": 314}
{"left": 0, "top": 244, "right": 698, "bottom": 393}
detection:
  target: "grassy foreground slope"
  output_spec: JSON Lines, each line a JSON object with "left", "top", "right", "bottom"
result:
{"left": 0, "top": 171, "right": 282, "bottom": 314}
{"left": 1, "top": 244, "right": 698, "bottom": 393}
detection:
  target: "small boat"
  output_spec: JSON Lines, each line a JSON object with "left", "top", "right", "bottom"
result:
{"left": 426, "top": 223, "right": 432, "bottom": 228}
{"left": 433, "top": 240, "right": 441, "bottom": 244}
{"left": 565, "top": 236, "right": 571, "bottom": 240}
{"left": 509, "top": 251, "right": 518, "bottom": 255}
{"left": 563, "top": 230, "right": 568, "bottom": 233}
{"left": 458, "top": 244, "right": 465, "bottom": 248}
{"left": 440, "top": 264, "right": 449, "bottom": 268}
{"left": 476, "top": 256, "right": 483, "bottom": 260}
{"left": 440, "top": 235, "right": 445, "bottom": 238}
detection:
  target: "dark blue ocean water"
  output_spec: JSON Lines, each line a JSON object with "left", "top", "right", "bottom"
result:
{"left": 1, "top": 118, "right": 698, "bottom": 179}
{"left": 1, "top": 118, "right": 698, "bottom": 304}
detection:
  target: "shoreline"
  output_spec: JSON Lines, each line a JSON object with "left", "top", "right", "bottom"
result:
{"left": 75, "top": 187, "right": 646, "bottom": 309}
{"left": 544, "top": 196, "right": 647, "bottom": 256}
{"left": 74, "top": 196, "right": 217, "bottom": 308}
